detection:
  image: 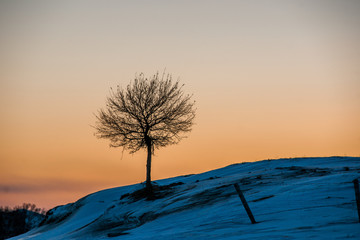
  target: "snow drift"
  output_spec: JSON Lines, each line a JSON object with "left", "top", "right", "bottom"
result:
{"left": 10, "top": 157, "right": 360, "bottom": 240}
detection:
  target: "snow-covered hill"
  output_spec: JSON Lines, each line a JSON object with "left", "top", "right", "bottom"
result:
{"left": 10, "top": 157, "right": 360, "bottom": 240}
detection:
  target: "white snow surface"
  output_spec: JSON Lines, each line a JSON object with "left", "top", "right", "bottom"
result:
{"left": 10, "top": 157, "right": 360, "bottom": 240}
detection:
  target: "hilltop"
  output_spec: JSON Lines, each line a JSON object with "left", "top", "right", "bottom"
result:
{"left": 10, "top": 157, "right": 360, "bottom": 240}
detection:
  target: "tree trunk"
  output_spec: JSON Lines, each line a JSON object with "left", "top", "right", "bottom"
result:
{"left": 146, "top": 142, "right": 152, "bottom": 194}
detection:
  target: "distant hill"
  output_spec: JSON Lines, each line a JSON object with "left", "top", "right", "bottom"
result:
{"left": 0, "top": 209, "right": 45, "bottom": 240}
{"left": 9, "top": 157, "right": 360, "bottom": 240}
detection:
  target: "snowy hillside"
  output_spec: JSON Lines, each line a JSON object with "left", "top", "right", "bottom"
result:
{"left": 10, "top": 157, "right": 360, "bottom": 240}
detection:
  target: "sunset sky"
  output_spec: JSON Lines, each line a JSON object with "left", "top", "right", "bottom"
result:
{"left": 1, "top": 0, "right": 359, "bottom": 209}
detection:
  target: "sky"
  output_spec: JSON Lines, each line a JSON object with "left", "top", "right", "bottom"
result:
{"left": 1, "top": 0, "right": 359, "bottom": 209}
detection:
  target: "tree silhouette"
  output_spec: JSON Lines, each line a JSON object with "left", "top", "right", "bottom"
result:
{"left": 94, "top": 72, "right": 196, "bottom": 194}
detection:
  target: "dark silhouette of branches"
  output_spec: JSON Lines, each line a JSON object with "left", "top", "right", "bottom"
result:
{"left": 94, "top": 72, "right": 196, "bottom": 194}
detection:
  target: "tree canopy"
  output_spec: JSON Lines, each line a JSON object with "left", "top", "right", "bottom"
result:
{"left": 94, "top": 72, "right": 196, "bottom": 193}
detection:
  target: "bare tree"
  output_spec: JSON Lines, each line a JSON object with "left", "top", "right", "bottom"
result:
{"left": 94, "top": 72, "right": 196, "bottom": 194}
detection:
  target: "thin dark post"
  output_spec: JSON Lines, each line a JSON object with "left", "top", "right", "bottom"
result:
{"left": 353, "top": 178, "right": 360, "bottom": 223}
{"left": 234, "top": 183, "right": 257, "bottom": 224}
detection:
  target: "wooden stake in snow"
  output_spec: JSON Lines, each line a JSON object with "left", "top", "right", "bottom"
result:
{"left": 353, "top": 178, "right": 360, "bottom": 223}
{"left": 234, "top": 183, "right": 257, "bottom": 224}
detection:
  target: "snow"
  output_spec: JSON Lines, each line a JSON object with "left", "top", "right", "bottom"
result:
{"left": 9, "top": 157, "right": 360, "bottom": 240}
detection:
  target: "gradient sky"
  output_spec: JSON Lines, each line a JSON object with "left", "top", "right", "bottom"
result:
{"left": 1, "top": 0, "right": 359, "bottom": 209}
